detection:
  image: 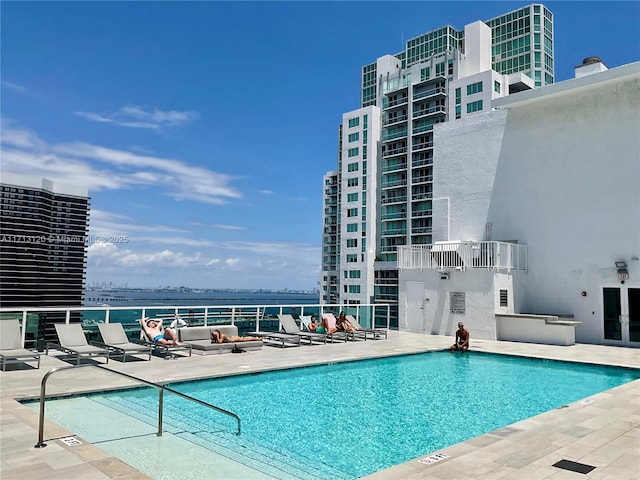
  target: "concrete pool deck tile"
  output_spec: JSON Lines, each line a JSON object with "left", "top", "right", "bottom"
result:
{"left": 1, "top": 332, "right": 639, "bottom": 480}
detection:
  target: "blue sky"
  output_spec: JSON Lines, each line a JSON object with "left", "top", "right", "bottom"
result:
{"left": 2, "top": 1, "right": 639, "bottom": 290}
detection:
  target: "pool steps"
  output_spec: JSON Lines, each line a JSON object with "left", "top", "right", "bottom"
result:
{"left": 91, "top": 393, "right": 352, "bottom": 480}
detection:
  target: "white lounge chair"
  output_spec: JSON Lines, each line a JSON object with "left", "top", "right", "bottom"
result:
{"left": 96, "top": 323, "right": 153, "bottom": 362}
{"left": 322, "top": 313, "right": 363, "bottom": 342}
{"left": 279, "top": 314, "right": 350, "bottom": 344}
{"left": 0, "top": 319, "right": 41, "bottom": 370}
{"left": 346, "top": 314, "right": 388, "bottom": 340}
{"left": 47, "top": 323, "right": 110, "bottom": 365}
{"left": 138, "top": 318, "right": 192, "bottom": 358}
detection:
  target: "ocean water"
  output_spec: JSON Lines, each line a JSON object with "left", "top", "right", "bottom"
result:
{"left": 85, "top": 289, "right": 319, "bottom": 307}
{"left": 81, "top": 290, "right": 320, "bottom": 334}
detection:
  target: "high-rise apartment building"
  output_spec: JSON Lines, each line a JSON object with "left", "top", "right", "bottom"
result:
{"left": 0, "top": 173, "right": 90, "bottom": 341}
{"left": 320, "top": 4, "right": 553, "bottom": 322}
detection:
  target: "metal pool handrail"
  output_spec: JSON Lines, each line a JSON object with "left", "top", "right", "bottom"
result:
{"left": 34, "top": 364, "right": 241, "bottom": 448}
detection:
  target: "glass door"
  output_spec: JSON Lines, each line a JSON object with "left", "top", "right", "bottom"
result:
{"left": 603, "top": 288, "right": 622, "bottom": 341}
{"left": 628, "top": 288, "right": 640, "bottom": 343}
{"left": 603, "top": 287, "right": 640, "bottom": 345}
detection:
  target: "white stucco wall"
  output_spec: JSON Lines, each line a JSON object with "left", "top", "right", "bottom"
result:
{"left": 432, "top": 109, "right": 508, "bottom": 242}
{"left": 487, "top": 66, "right": 640, "bottom": 343}
{"left": 420, "top": 63, "right": 640, "bottom": 344}
{"left": 399, "top": 268, "right": 503, "bottom": 340}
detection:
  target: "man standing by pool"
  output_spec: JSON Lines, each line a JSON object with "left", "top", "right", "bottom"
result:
{"left": 450, "top": 322, "right": 469, "bottom": 352}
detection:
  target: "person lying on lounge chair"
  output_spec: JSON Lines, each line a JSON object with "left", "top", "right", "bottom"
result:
{"left": 336, "top": 311, "right": 355, "bottom": 333}
{"left": 141, "top": 318, "right": 179, "bottom": 346}
{"left": 308, "top": 316, "right": 320, "bottom": 332}
{"left": 211, "top": 330, "right": 262, "bottom": 344}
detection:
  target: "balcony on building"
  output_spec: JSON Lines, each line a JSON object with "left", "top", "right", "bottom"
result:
{"left": 411, "top": 173, "right": 433, "bottom": 185}
{"left": 382, "top": 93, "right": 409, "bottom": 110}
{"left": 382, "top": 127, "right": 408, "bottom": 142}
{"left": 382, "top": 144, "right": 408, "bottom": 157}
{"left": 397, "top": 241, "right": 528, "bottom": 272}
{"left": 381, "top": 176, "right": 408, "bottom": 189}
{"left": 412, "top": 153, "right": 433, "bottom": 167}
{"left": 383, "top": 112, "right": 409, "bottom": 126}
{"left": 381, "top": 157, "right": 408, "bottom": 173}
{"left": 412, "top": 83, "right": 447, "bottom": 101}
{"left": 412, "top": 139, "right": 434, "bottom": 152}
{"left": 412, "top": 104, "right": 447, "bottom": 119}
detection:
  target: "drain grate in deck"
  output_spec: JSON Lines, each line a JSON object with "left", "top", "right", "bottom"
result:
{"left": 552, "top": 459, "right": 596, "bottom": 474}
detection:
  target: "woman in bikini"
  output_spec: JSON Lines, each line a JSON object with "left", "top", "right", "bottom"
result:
{"left": 211, "top": 330, "right": 262, "bottom": 344}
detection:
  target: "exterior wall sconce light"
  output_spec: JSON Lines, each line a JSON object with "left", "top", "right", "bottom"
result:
{"left": 439, "top": 270, "right": 450, "bottom": 280}
{"left": 616, "top": 261, "right": 629, "bottom": 284}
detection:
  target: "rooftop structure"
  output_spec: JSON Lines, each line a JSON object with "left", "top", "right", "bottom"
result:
{"left": 398, "top": 59, "right": 640, "bottom": 345}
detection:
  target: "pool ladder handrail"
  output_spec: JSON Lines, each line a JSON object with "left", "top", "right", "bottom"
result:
{"left": 34, "top": 364, "right": 241, "bottom": 448}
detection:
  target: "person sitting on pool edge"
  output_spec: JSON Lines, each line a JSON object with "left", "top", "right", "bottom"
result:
{"left": 141, "top": 318, "right": 179, "bottom": 346}
{"left": 450, "top": 322, "right": 470, "bottom": 353}
{"left": 211, "top": 330, "right": 262, "bottom": 344}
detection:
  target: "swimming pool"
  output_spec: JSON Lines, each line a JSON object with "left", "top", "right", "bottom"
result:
{"left": 32, "top": 352, "right": 640, "bottom": 479}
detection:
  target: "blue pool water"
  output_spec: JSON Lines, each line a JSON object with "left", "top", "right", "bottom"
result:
{"left": 34, "top": 352, "right": 640, "bottom": 479}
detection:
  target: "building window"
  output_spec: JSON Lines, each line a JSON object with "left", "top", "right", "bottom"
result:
{"left": 362, "top": 145, "right": 367, "bottom": 160}
{"left": 348, "top": 117, "right": 360, "bottom": 128}
{"left": 500, "top": 289, "right": 508, "bottom": 307}
{"left": 347, "top": 193, "right": 358, "bottom": 202}
{"left": 448, "top": 59, "right": 454, "bottom": 76}
{"left": 420, "top": 66, "right": 430, "bottom": 81}
{"left": 346, "top": 239, "right": 358, "bottom": 248}
{"left": 467, "top": 100, "right": 483, "bottom": 113}
{"left": 455, "top": 88, "right": 461, "bottom": 105}
{"left": 347, "top": 178, "right": 358, "bottom": 187}
{"left": 348, "top": 132, "right": 359, "bottom": 142}
{"left": 347, "top": 162, "right": 359, "bottom": 172}
{"left": 346, "top": 254, "right": 358, "bottom": 263}
{"left": 347, "top": 208, "right": 358, "bottom": 217}
{"left": 348, "top": 147, "right": 359, "bottom": 157}
{"left": 348, "top": 285, "right": 361, "bottom": 294}
{"left": 347, "top": 223, "right": 358, "bottom": 232}
{"left": 363, "top": 115, "right": 368, "bottom": 128}
{"left": 435, "top": 62, "right": 445, "bottom": 76}
{"left": 467, "top": 81, "right": 483, "bottom": 95}
{"left": 455, "top": 105, "right": 461, "bottom": 119}
{"left": 349, "top": 270, "right": 361, "bottom": 279}
{"left": 494, "top": 80, "right": 501, "bottom": 93}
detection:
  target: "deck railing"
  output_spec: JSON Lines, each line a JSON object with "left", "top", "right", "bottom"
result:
{"left": 0, "top": 303, "right": 393, "bottom": 348}
{"left": 397, "top": 241, "right": 528, "bottom": 272}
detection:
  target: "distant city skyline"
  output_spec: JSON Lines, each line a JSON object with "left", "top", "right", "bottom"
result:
{"left": 2, "top": 1, "right": 639, "bottom": 289}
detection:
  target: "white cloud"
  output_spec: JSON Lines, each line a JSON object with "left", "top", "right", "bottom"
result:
{"left": 76, "top": 105, "right": 199, "bottom": 130}
{"left": 0, "top": 123, "right": 242, "bottom": 205}
{"left": 86, "top": 238, "right": 320, "bottom": 289}
{"left": 2, "top": 81, "right": 28, "bottom": 93}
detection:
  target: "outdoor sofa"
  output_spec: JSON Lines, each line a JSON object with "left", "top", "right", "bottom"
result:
{"left": 178, "top": 325, "right": 263, "bottom": 355}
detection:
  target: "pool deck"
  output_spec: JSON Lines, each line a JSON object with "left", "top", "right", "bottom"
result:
{"left": 0, "top": 331, "right": 638, "bottom": 480}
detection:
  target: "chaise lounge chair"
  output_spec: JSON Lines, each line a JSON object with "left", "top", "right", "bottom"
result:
{"left": 247, "top": 311, "right": 301, "bottom": 348}
{"left": 47, "top": 323, "right": 110, "bottom": 365}
{"left": 0, "top": 319, "right": 41, "bottom": 371}
{"left": 138, "top": 319, "right": 192, "bottom": 358}
{"left": 247, "top": 328, "right": 302, "bottom": 348}
{"left": 346, "top": 314, "right": 388, "bottom": 340}
{"left": 279, "top": 314, "right": 347, "bottom": 344}
{"left": 96, "top": 323, "right": 153, "bottom": 362}
{"left": 321, "top": 313, "right": 367, "bottom": 342}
